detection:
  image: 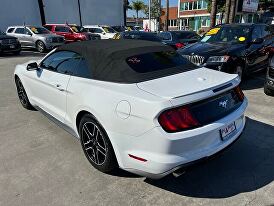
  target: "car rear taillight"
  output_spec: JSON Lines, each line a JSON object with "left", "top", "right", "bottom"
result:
{"left": 158, "top": 106, "right": 200, "bottom": 133}
{"left": 234, "top": 86, "right": 245, "bottom": 101}
{"left": 175, "top": 43, "right": 184, "bottom": 49}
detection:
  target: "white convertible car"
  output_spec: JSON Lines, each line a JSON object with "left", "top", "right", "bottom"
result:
{"left": 14, "top": 40, "right": 248, "bottom": 179}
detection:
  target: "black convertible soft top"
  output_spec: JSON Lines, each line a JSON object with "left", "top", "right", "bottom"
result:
{"left": 56, "top": 40, "right": 195, "bottom": 83}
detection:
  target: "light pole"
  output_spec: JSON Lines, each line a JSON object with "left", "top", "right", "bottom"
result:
{"left": 149, "top": 0, "right": 151, "bottom": 31}
{"left": 77, "top": 0, "right": 83, "bottom": 26}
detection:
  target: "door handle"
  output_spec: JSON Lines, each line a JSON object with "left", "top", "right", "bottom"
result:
{"left": 55, "top": 84, "right": 65, "bottom": 91}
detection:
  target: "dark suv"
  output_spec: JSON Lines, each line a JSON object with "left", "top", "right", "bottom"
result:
{"left": 264, "top": 41, "right": 274, "bottom": 96}
{"left": 0, "top": 29, "right": 21, "bottom": 55}
{"left": 178, "top": 24, "right": 273, "bottom": 80}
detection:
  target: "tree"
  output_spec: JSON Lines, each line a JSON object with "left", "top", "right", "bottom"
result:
{"left": 229, "top": 0, "right": 236, "bottom": 23}
{"left": 124, "top": 0, "right": 131, "bottom": 25}
{"left": 224, "top": 0, "right": 231, "bottom": 24}
{"left": 210, "top": 0, "right": 217, "bottom": 28}
{"left": 131, "top": 0, "right": 145, "bottom": 19}
{"left": 143, "top": 0, "right": 161, "bottom": 19}
{"left": 165, "top": 0, "right": 169, "bottom": 31}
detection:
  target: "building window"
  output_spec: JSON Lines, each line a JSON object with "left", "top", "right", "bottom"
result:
{"left": 201, "top": 16, "right": 210, "bottom": 27}
{"left": 181, "top": 1, "right": 208, "bottom": 11}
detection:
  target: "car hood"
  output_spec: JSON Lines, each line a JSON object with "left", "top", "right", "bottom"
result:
{"left": 179, "top": 41, "right": 247, "bottom": 57}
{"left": 137, "top": 68, "right": 239, "bottom": 99}
{"left": 0, "top": 34, "right": 17, "bottom": 40}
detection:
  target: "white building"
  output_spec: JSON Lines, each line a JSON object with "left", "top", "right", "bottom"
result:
{"left": 0, "top": 0, "right": 124, "bottom": 31}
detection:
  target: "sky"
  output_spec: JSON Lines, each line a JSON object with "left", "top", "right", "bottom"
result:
{"left": 127, "top": 0, "right": 178, "bottom": 17}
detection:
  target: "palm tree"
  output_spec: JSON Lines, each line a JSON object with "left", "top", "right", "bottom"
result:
{"left": 132, "top": 0, "right": 145, "bottom": 20}
{"left": 210, "top": 0, "right": 217, "bottom": 28}
{"left": 224, "top": 0, "right": 231, "bottom": 24}
{"left": 165, "top": 0, "right": 169, "bottom": 31}
{"left": 229, "top": 0, "right": 236, "bottom": 23}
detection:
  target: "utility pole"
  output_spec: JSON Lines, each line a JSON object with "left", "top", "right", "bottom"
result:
{"left": 37, "top": 0, "right": 46, "bottom": 25}
{"left": 165, "top": 0, "right": 169, "bottom": 31}
{"left": 77, "top": 0, "right": 83, "bottom": 26}
{"left": 149, "top": 0, "right": 151, "bottom": 31}
{"left": 158, "top": 0, "right": 162, "bottom": 31}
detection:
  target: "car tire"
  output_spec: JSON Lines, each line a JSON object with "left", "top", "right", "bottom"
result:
{"left": 264, "top": 84, "right": 274, "bottom": 96}
{"left": 15, "top": 77, "right": 35, "bottom": 110}
{"left": 79, "top": 114, "right": 118, "bottom": 173}
{"left": 36, "top": 40, "right": 46, "bottom": 53}
{"left": 13, "top": 50, "right": 21, "bottom": 55}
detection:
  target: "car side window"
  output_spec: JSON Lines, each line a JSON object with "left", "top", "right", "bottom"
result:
{"left": 55, "top": 26, "right": 71, "bottom": 33}
{"left": 7, "top": 28, "right": 15, "bottom": 33}
{"left": 74, "top": 58, "right": 91, "bottom": 78}
{"left": 252, "top": 26, "right": 262, "bottom": 40}
{"left": 159, "top": 32, "right": 171, "bottom": 41}
{"left": 40, "top": 51, "right": 78, "bottom": 74}
{"left": 44, "top": 25, "right": 52, "bottom": 31}
{"left": 15, "top": 28, "right": 26, "bottom": 34}
{"left": 261, "top": 25, "right": 271, "bottom": 38}
{"left": 94, "top": 28, "right": 103, "bottom": 33}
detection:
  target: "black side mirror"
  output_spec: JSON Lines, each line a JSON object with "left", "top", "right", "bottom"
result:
{"left": 27, "top": 62, "right": 38, "bottom": 71}
{"left": 252, "top": 38, "right": 264, "bottom": 44}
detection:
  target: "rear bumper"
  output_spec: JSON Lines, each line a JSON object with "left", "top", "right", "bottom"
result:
{"left": 0, "top": 44, "right": 21, "bottom": 53}
{"left": 110, "top": 99, "right": 248, "bottom": 179}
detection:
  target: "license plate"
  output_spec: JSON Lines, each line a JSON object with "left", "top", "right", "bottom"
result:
{"left": 220, "top": 122, "right": 236, "bottom": 140}
{"left": 9, "top": 45, "right": 15, "bottom": 49}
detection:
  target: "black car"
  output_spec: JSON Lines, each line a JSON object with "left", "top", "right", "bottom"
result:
{"left": 264, "top": 43, "right": 274, "bottom": 96}
{"left": 114, "top": 31, "right": 162, "bottom": 42}
{"left": 112, "top": 26, "right": 127, "bottom": 32}
{"left": 158, "top": 31, "right": 200, "bottom": 50}
{"left": 0, "top": 30, "right": 21, "bottom": 55}
{"left": 178, "top": 24, "right": 273, "bottom": 79}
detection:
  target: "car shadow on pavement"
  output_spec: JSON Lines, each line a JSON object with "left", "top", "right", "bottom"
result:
{"left": 145, "top": 117, "right": 274, "bottom": 198}
{"left": 0, "top": 49, "right": 45, "bottom": 59}
{"left": 241, "top": 70, "right": 266, "bottom": 91}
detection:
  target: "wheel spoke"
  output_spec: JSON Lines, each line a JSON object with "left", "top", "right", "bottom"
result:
{"left": 97, "top": 146, "right": 106, "bottom": 157}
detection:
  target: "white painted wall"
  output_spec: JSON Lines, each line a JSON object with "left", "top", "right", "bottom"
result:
{"left": 0, "top": 0, "right": 124, "bottom": 31}
{"left": 0, "top": 0, "right": 41, "bottom": 31}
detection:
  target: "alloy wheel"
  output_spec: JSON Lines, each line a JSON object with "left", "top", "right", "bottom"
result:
{"left": 37, "top": 41, "right": 45, "bottom": 53}
{"left": 81, "top": 122, "right": 108, "bottom": 166}
{"left": 16, "top": 78, "right": 28, "bottom": 107}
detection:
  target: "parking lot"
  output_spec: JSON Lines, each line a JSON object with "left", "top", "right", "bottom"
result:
{"left": 0, "top": 51, "right": 274, "bottom": 206}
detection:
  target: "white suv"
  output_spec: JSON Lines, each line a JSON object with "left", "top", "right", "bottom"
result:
{"left": 83, "top": 25, "right": 117, "bottom": 39}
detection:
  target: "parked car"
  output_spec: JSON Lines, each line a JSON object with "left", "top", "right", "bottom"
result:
{"left": 178, "top": 23, "right": 273, "bottom": 80}
{"left": 6, "top": 26, "right": 65, "bottom": 53}
{"left": 0, "top": 29, "right": 21, "bottom": 55}
{"left": 111, "top": 26, "right": 127, "bottom": 33}
{"left": 44, "top": 24, "right": 100, "bottom": 43}
{"left": 83, "top": 25, "right": 117, "bottom": 39}
{"left": 158, "top": 31, "right": 201, "bottom": 49}
{"left": 14, "top": 40, "right": 247, "bottom": 179}
{"left": 264, "top": 42, "right": 274, "bottom": 96}
{"left": 113, "top": 31, "right": 162, "bottom": 42}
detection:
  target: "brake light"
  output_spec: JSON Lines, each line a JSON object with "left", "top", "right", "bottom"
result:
{"left": 158, "top": 106, "right": 200, "bottom": 133}
{"left": 234, "top": 86, "right": 245, "bottom": 101}
{"left": 175, "top": 43, "right": 184, "bottom": 49}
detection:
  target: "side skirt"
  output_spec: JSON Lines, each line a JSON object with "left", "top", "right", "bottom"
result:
{"left": 34, "top": 106, "right": 80, "bottom": 140}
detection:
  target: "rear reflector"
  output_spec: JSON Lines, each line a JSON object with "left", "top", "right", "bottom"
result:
{"left": 175, "top": 42, "right": 185, "bottom": 49}
{"left": 158, "top": 106, "right": 200, "bottom": 133}
{"left": 234, "top": 86, "right": 245, "bottom": 101}
{"left": 128, "top": 154, "right": 147, "bottom": 162}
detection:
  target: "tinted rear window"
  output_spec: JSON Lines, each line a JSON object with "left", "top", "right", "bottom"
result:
{"left": 126, "top": 51, "right": 196, "bottom": 73}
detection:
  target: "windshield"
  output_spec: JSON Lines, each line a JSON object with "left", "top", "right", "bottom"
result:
{"left": 201, "top": 25, "right": 251, "bottom": 43}
{"left": 103, "top": 27, "right": 116, "bottom": 33}
{"left": 29, "top": 27, "right": 51, "bottom": 34}
{"left": 123, "top": 33, "right": 161, "bottom": 42}
{"left": 70, "top": 25, "right": 84, "bottom": 33}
